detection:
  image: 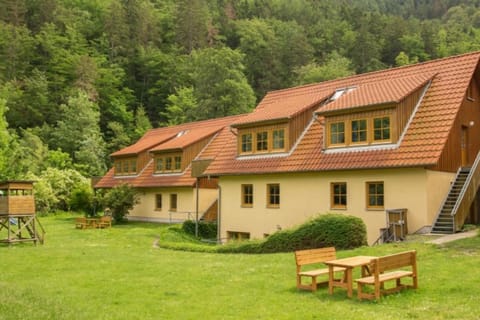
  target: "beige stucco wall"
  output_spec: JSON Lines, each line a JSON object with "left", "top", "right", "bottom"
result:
{"left": 219, "top": 168, "right": 455, "bottom": 245}
{"left": 128, "top": 187, "right": 218, "bottom": 222}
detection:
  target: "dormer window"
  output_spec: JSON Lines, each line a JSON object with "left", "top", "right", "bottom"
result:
{"left": 373, "top": 117, "right": 390, "bottom": 141}
{"left": 326, "top": 113, "right": 393, "bottom": 149}
{"left": 154, "top": 153, "right": 183, "bottom": 173}
{"left": 241, "top": 133, "right": 253, "bottom": 153}
{"left": 351, "top": 119, "right": 367, "bottom": 143}
{"left": 330, "top": 122, "right": 345, "bottom": 145}
{"left": 114, "top": 157, "right": 138, "bottom": 176}
{"left": 256, "top": 131, "right": 268, "bottom": 152}
{"left": 237, "top": 125, "right": 288, "bottom": 155}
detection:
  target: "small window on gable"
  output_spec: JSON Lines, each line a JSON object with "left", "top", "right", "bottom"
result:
{"left": 272, "top": 129, "right": 285, "bottom": 150}
{"left": 351, "top": 119, "right": 367, "bottom": 143}
{"left": 256, "top": 131, "right": 268, "bottom": 152}
{"left": 156, "top": 158, "right": 163, "bottom": 172}
{"left": 373, "top": 117, "right": 391, "bottom": 142}
{"left": 174, "top": 156, "right": 182, "bottom": 171}
{"left": 115, "top": 162, "right": 122, "bottom": 174}
{"left": 241, "top": 133, "right": 252, "bottom": 153}
{"left": 165, "top": 157, "right": 172, "bottom": 171}
{"left": 330, "top": 122, "right": 345, "bottom": 145}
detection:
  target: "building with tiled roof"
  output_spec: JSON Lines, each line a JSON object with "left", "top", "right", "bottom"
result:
{"left": 95, "top": 114, "right": 246, "bottom": 222}
{"left": 97, "top": 51, "right": 480, "bottom": 244}
{"left": 202, "top": 51, "right": 480, "bottom": 244}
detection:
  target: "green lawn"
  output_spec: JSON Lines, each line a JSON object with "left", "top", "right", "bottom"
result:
{"left": 0, "top": 214, "right": 479, "bottom": 320}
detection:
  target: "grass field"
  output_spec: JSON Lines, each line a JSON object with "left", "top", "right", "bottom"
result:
{"left": 0, "top": 214, "right": 479, "bottom": 320}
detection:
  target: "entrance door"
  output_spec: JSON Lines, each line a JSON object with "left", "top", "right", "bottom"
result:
{"left": 461, "top": 126, "right": 468, "bottom": 167}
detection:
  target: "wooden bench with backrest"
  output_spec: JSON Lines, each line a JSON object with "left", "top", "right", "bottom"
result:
{"left": 294, "top": 247, "right": 346, "bottom": 292}
{"left": 75, "top": 217, "right": 88, "bottom": 229}
{"left": 97, "top": 216, "right": 112, "bottom": 228}
{"left": 355, "top": 250, "right": 418, "bottom": 300}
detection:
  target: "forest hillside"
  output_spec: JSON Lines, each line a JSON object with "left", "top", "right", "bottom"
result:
{"left": 1, "top": 0, "right": 480, "bottom": 212}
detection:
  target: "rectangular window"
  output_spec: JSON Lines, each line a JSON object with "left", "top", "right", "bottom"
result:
{"left": 227, "top": 231, "right": 250, "bottom": 241}
{"left": 155, "top": 194, "right": 162, "bottom": 211}
{"left": 267, "top": 184, "right": 280, "bottom": 208}
{"left": 272, "top": 129, "right": 285, "bottom": 150}
{"left": 241, "top": 133, "right": 252, "bottom": 153}
{"left": 330, "top": 122, "right": 345, "bottom": 145}
{"left": 331, "top": 182, "right": 347, "bottom": 209}
{"left": 241, "top": 184, "right": 254, "bottom": 207}
{"left": 115, "top": 162, "right": 122, "bottom": 174}
{"left": 130, "top": 160, "right": 137, "bottom": 173}
{"left": 373, "top": 117, "right": 390, "bottom": 141}
{"left": 122, "top": 161, "right": 129, "bottom": 173}
{"left": 156, "top": 158, "right": 163, "bottom": 172}
{"left": 174, "top": 156, "right": 182, "bottom": 171}
{"left": 256, "top": 131, "right": 268, "bottom": 151}
{"left": 367, "top": 182, "right": 384, "bottom": 209}
{"left": 165, "top": 157, "right": 172, "bottom": 171}
{"left": 351, "top": 119, "right": 367, "bottom": 143}
{"left": 170, "top": 194, "right": 177, "bottom": 212}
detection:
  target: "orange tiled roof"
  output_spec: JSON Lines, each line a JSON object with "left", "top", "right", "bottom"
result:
{"left": 317, "top": 73, "right": 435, "bottom": 115}
{"left": 231, "top": 85, "right": 332, "bottom": 127}
{"left": 96, "top": 114, "right": 247, "bottom": 188}
{"left": 204, "top": 51, "right": 480, "bottom": 176}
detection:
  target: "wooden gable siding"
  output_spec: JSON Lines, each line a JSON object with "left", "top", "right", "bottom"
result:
{"left": 137, "top": 152, "right": 152, "bottom": 172}
{"left": 183, "top": 134, "right": 215, "bottom": 170}
{"left": 433, "top": 75, "right": 480, "bottom": 172}
{"left": 288, "top": 106, "right": 317, "bottom": 150}
{"left": 395, "top": 85, "right": 426, "bottom": 141}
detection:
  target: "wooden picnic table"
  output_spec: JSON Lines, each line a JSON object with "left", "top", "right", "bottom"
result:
{"left": 324, "top": 255, "right": 377, "bottom": 298}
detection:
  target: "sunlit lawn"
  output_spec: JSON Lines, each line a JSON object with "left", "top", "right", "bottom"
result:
{"left": 0, "top": 214, "right": 479, "bottom": 320}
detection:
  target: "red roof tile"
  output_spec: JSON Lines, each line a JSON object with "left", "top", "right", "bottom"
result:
{"left": 96, "top": 114, "right": 247, "bottom": 188}
{"left": 204, "top": 51, "right": 480, "bottom": 176}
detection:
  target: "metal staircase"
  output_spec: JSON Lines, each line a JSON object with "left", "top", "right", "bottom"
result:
{"left": 431, "top": 167, "right": 470, "bottom": 234}
{"left": 431, "top": 151, "right": 480, "bottom": 234}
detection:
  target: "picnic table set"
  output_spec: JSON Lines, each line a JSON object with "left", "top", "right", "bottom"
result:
{"left": 295, "top": 247, "right": 418, "bottom": 300}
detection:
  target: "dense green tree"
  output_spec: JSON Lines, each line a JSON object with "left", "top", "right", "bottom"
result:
{"left": 0, "top": 23, "right": 34, "bottom": 81}
{"left": 50, "top": 90, "right": 106, "bottom": 176}
{"left": 190, "top": 47, "right": 255, "bottom": 119}
{"left": 161, "top": 86, "right": 198, "bottom": 125}
{"left": 294, "top": 52, "right": 355, "bottom": 85}
{"left": 0, "top": 97, "right": 9, "bottom": 180}
{"left": 174, "top": 0, "right": 210, "bottom": 52}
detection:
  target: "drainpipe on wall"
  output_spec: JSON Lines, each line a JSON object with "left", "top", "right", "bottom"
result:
{"left": 195, "top": 178, "right": 199, "bottom": 238}
{"left": 217, "top": 184, "right": 221, "bottom": 244}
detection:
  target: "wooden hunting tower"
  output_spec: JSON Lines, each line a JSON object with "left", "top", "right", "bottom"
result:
{"left": 0, "top": 181, "right": 44, "bottom": 245}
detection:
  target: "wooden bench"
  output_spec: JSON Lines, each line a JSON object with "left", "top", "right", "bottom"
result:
{"left": 97, "top": 216, "right": 112, "bottom": 228}
{"left": 295, "top": 247, "right": 346, "bottom": 291}
{"left": 75, "top": 217, "right": 88, "bottom": 229}
{"left": 355, "top": 250, "right": 418, "bottom": 300}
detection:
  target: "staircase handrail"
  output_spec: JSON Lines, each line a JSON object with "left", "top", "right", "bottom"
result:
{"left": 451, "top": 150, "right": 480, "bottom": 231}
{"left": 431, "top": 165, "right": 464, "bottom": 228}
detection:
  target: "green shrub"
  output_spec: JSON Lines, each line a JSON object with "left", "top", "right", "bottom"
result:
{"left": 182, "top": 220, "right": 217, "bottom": 239}
{"left": 100, "top": 184, "right": 139, "bottom": 222}
{"left": 218, "top": 213, "right": 367, "bottom": 253}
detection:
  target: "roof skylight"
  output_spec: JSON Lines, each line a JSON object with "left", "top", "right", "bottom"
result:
{"left": 328, "top": 86, "right": 356, "bottom": 102}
